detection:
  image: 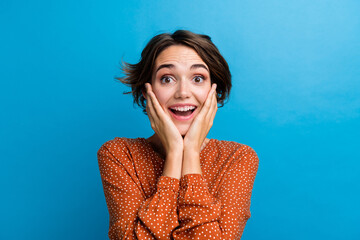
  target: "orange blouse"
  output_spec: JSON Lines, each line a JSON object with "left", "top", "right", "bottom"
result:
{"left": 97, "top": 137, "right": 259, "bottom": 240}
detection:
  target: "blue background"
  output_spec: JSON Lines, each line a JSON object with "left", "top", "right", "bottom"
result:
{"left": 1, "top": 0, "right": 359, "bottom": 239}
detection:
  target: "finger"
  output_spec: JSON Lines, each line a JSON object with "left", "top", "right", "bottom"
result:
{"left": 198, "top": 84, "right": 216, "bottom": 117}
{"left": 204, "top": 88, "right": 218, "bottom": 127}
{"left": 146, "top": 84, "right": 161, "bottom": 119}
{"left": 145, "top": 84, "right": 159, "bottom": 125}
{"left": 209, "top": 90, "right": 218, "bottom": 123}
{"left": 202, "top": 84, "right": 217, "bottom": 118}
{"left": 146, "top": 98, "right": 157, "bottom": 131}
{"left": 146, "top": 83, "right": 167, "bottom": 119}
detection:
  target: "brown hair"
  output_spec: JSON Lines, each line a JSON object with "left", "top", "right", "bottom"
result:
{"left": 116, "top": 30, "right": 232, "bottom": 114}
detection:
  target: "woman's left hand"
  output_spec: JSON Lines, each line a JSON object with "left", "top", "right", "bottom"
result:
{"left": 183, "top": 83, "right": 218, "bottom": 153}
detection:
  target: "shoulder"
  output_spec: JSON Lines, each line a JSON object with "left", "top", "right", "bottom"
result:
{"left": 212, "top": 139, "right": 257, "bottom": 155}
{"left": 212, "top": 139, "right": 259, "bottom": 169}
{"left": 98, "top": 137, "right": 145, "bottom": 151}
{"left": 98, "top": 137, "right": 128, "bottom": 154}
{"left": 97, "top": 137, "right": 146, "bottom": 164}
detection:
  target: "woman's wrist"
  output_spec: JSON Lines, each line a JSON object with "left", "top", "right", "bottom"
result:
{"left": 162, "top": 150, "right": 183, "bottom": 179}
{"left": 183, "top": 147, "right": 200, "bottom": 156}
{"left": 183, "top": 140, "right": 202, "bottom": 154}
{"left": 181, "top": 149, "right": 202, "bottom": 177}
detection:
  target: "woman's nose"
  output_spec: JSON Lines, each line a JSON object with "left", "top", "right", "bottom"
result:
{"left": 174, "top": 79, "right": 191, "bottom": 99}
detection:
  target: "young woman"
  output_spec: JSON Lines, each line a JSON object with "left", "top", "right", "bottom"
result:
{"left": 97, "top": 30, "right": 259, "bottom": 240}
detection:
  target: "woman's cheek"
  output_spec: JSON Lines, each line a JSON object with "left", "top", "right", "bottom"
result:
{"left": 153, "top": 92, "right": 169, "bottom": 111}
{"left": 151, "top": 88, "right": 164, "bottom": 103}
{"left": 200, "top": 90, "right": 211, "bottom": 104}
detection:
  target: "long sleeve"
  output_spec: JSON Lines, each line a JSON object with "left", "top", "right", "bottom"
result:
{"left": 172, "top": 146, "right": 259, "bottom": 240}
{"left": 97, "top": 143, "right": 180, "bottom": 240}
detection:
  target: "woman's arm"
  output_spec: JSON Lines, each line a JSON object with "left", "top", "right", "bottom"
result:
{"left": 97, "top": 142, "right": 180, "bottom": 240}
{"left": 181, "top": 84, "right": 217, "bottom": 177}
{"left": 172, "top": 146, "right": 259, "bottom": 240}
{"left": 145, "top": 83, "right": 184, "bottom": 179}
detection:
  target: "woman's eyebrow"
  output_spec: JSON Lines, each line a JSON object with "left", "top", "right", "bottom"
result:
{"left": 190, "top": 64, "right": 209, "bottom": 72}
{"left": 156, "top": 64, "right": 174, "bottom": 73}
{"left": 155, "top": 63, "right": 209, "bottom": 73}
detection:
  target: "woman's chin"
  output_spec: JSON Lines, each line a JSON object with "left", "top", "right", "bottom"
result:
{"left": 177, "top": 127, "right": 189, "bottom": 137}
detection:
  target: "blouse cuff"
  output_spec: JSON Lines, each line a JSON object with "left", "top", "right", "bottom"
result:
{"left": 178, "top": 174, "right": 214, "bottom": 205}
{"left": 157, "top": 175, "right": 180, "bottom": 193}
{"left": 179, "top": 174, "right": 207, "bottom": 189}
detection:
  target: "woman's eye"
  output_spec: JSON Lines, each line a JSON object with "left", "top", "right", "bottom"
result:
{"left": 193, "top": 75, "right": 204, "bottom": 83}
{"left": 160, "top": 76, "right": 174, "bottom": 84}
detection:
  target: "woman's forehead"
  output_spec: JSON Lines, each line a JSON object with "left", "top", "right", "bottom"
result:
{"left": 155, "top": 45, "right": 207, "bottom": 67}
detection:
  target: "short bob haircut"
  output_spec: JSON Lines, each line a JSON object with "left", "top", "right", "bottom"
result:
{"left": 117, "top": 30, "right": 232, "bottom": 114}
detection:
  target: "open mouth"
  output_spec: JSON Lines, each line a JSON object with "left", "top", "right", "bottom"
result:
{"left": 169, "top": 106, "right": 197, "bottom": 118}
{"left": 169, "top": 108, "right": 196, "bottom": 116}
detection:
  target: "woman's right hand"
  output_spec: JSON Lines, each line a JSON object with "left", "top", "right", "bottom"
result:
{"left": 145, "top": 83, "right": 184, "bottom": 156}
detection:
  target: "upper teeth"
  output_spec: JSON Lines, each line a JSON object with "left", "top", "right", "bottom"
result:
{"left": 170, "top": 106, "right": 196, "bottom": 112}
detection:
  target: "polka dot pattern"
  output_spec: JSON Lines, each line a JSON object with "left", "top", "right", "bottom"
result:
{"left": 97, "top": 137, "right": 259, "bottom": 239}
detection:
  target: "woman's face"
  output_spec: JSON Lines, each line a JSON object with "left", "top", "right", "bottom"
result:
{"left": 151, "top": 45, "right": 212, "bottom": 136}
